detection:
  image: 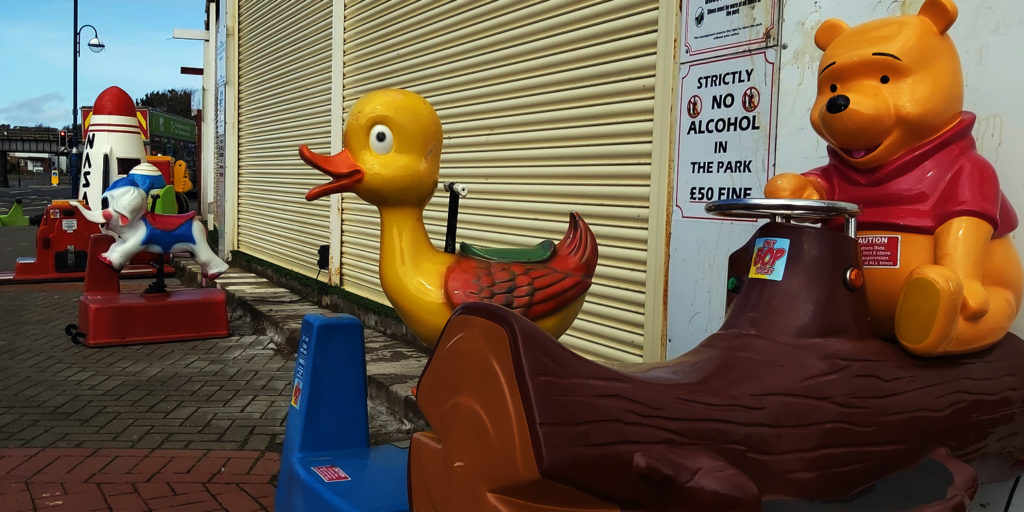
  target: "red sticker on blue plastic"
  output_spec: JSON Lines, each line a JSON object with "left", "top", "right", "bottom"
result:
{"left": 312, "top": 465, "right": 351, "bottom": 482}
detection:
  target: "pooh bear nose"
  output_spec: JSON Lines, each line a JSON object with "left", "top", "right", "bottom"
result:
{"left": 826, "top": 95, "right": 851, "bottom": 114}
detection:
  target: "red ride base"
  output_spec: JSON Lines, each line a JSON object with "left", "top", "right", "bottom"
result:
{"left": 73, "top": 234, "right": 229, "bottom": 348}
{"left": 0, "top": 202, "right": 172, "bottom": 284}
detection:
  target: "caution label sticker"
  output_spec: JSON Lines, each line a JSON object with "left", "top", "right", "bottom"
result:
{"left": 858, "top": 235, "right": 900, "bottom": 268}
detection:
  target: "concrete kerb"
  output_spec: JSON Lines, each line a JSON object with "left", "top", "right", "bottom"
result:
{"left": 173, "top": 256, "right": 430, "bottom": 437}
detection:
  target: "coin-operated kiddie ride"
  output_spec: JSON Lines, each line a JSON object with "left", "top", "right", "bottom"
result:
{"left": 0, "top": 86, "right": 174, "bottom": 285}
{"left": 411, "top": 199, "right": 1024, "bottom": 511}
{"left": 0, "top": 198, "right": 30, "bottom": 227}
{"left": 296, "top": 88, "right": 599, "bottom": 348}
{"left": 764, "top": 0, "right": 1021, "bottom": 357}
{"left": 276, "top": 88, "right": 599, "bottom": 510}
{"left": 63, "top": 165, "right": 229, "bottom": 347}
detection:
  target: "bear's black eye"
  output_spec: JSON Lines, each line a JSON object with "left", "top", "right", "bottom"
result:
{"left": 880, "top": 75, "right": 890, "bottom": 84}
{"left": 829, "top": 84, "right": 837, "bottom": 93}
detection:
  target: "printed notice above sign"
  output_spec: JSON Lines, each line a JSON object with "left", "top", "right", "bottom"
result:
{"left": 674, "top": 49, "right": 776, "bottom": 220}
{"left": 859, "top": 235, "right": 901, "bottom": 268}
{"left": 312, "top": 465, "right": 351, "bottom": 483}
{"left": 682, "top": 0, "right": 778, "bottom": 60}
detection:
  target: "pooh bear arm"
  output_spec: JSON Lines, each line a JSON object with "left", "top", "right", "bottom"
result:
{"left": 935, "top": 216, "right": 995, "bottom": 319}
{"left": 763, "top": 173, "right": 828, "bottom": 200}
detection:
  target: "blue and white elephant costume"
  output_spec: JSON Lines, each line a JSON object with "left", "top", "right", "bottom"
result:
{"left": 73, "top": 164, "right": 229, "bottom": 280}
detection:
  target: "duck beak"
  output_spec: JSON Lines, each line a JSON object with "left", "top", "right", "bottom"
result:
{"left": 300, "top": 145, "right": 365, "bottom": 201}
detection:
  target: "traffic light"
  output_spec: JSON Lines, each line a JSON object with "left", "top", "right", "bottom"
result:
{"left": 58, "top": 130, "right": 67, "bottom": 148}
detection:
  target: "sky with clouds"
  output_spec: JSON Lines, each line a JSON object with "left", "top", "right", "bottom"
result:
{"left": 0, "top": 0, "right": 207, "bottom": 128}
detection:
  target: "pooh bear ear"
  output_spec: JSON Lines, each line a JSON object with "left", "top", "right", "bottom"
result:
{"left": 814, "top": 18, "right": 850, "bottom": 51}
{"left": 918, "top": 0, "right": 958, "bottom": 34}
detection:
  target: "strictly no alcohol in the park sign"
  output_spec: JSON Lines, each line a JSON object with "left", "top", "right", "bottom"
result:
{"left": 674, "top": 49, "right": 777, "bottom": 220}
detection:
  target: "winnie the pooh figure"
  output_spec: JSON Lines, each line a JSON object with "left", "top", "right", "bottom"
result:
{"left": 765, "top": 0, "right": 1022, "bottom": 356}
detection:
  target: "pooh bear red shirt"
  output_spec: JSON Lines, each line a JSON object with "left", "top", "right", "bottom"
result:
{"left": 804, "top": 112, "right": 1017, "bottom": 237}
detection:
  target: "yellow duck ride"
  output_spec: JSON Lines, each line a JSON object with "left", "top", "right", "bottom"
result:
{"left": 300, "top": 89, "right": 598, "bottom": 347}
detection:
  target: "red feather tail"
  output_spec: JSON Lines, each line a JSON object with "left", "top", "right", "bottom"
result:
{"left": 550, "top": 212, "right": 599, "bottom": 278}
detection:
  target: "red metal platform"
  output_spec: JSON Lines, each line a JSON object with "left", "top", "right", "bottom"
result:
{"left": 69, "top": 234, "right": 228, "bottom": 348}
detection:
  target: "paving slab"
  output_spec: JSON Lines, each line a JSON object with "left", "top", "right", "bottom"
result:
{"left": 175, "top": 258, "right": 429, "bottom": 434}
{"left": 0, "top": 280, "right": 293, "bottom": 452}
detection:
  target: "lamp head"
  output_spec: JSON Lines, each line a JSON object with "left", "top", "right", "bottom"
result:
{"left": 87, "top": 37, "right": 104, "bottom": 53}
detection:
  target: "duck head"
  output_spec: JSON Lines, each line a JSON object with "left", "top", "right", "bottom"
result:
{"left": 302, "top": 89, "right": 443, "bottom": 208}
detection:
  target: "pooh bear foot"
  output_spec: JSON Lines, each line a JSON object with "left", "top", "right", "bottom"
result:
{"left": 895, "top": 265, "right": 962, "bottom": 356}
{"left": 895, "top": 264, "right": 1014, "bottom": 356}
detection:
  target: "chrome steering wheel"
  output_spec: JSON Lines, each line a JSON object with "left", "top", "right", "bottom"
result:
{"left": 705, "top": 198, "right": 861, "bottom": 238}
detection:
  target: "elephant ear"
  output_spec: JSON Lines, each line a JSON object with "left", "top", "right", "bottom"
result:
{"left": 815, "top": 18, "right": 849, "bottom": 51}
{"left": 918, "top": 0, "right": 957, "bottom": 34}
{"left": 121, "top": 187, "right": 149, "bottom": 225}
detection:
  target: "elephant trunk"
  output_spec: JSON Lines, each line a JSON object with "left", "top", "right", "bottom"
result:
{"left": 72, "top": 200, "right": 109, "bottom": 225}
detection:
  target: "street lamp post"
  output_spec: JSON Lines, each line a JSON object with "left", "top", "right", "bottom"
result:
{"left": 71, "top": 0, "right": 104, "bottom": 197}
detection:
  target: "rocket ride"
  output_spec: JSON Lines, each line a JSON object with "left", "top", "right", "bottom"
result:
{"left": 78, "top": 86, "right": 147, "bottom": 207}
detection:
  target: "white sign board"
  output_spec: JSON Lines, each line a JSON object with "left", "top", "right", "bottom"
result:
{"left": 666, "top": 49, "right": 778, "bottom": 358}
{"left": 682, "top": 0, "right": 778, "bottom": 61}
{"left": 674, "top": 49, "right": 776, "bottom": 221}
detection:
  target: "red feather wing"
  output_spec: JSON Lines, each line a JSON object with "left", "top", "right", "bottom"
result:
{"left": 445, "top": 259, "right": 592, "bottom": 320}
{"left": 445, "top": 212, "right": 599, "bottom": 319}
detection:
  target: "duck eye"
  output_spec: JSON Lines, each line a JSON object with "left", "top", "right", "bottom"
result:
{"left": 829, "top": 84, "right": 837, "bottom": 93}
{"left": 369, "top": 124, "right": 394, "bottom": 155}
{"left": 880, "top": 75, "right": 890, "bottom": 84}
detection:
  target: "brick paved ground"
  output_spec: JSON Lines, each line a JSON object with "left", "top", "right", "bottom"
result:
{"left": 0, "top": 276, "right": 295, "bottom": 510}
{"left": 0, "top": 281, "right": 293, "bottom": 452}
{"left": 0, "top": 188, "right": 430, "bottom": 510}
{"left": 0, "top": 448, "right": 277, "bottom": 511}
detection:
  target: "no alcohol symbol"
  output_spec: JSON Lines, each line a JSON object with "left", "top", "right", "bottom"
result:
{"left": 742, "top": 87, "right": 760, "bottom": 113}
{"left": 687, "top": 95, "right": 702, "bottom": 119}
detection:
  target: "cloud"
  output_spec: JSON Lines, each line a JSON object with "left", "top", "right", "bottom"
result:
{"left": 0, "top": 92, "right": 68, "bottom": 128}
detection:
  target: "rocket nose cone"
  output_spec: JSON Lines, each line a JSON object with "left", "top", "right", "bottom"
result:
{"left": 92, "top": 86, "right": 136, "bottom": 116}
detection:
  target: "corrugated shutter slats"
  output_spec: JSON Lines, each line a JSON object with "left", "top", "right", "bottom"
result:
{"left": 237, "top": 0, "right": 333, "bottom": 276}
{"left": 342, "top": 0, "right": 658, "bottom": 362}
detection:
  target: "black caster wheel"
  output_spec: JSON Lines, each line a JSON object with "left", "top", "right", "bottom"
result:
{"left": 65, "top": 324, "right": 78, "bottom": 336}
{"left": 70, "top": 332, "right": 85, "bottom": 345}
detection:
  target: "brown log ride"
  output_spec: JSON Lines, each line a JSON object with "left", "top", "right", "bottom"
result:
{"left": 410, "top": 221, "right": 1024, "bottom": 511}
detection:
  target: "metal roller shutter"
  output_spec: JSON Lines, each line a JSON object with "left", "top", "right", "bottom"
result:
{"left": 342, "top": 0, "right": 659, "bottom": 362}
{"left": 236, "top": 0, "right": 333, "bottom": 276}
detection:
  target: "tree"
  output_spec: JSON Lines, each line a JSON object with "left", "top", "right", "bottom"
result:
{"left": 136, "top": 89, "right": 195, "bottom": 118}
